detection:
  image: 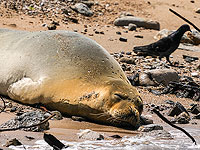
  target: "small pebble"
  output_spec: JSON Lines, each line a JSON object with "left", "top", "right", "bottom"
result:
{"left": 116, "top": 31, "right": 121, "bottom": 35}
{"left": 119, "top": 37, "right": 127, "bottom": 42}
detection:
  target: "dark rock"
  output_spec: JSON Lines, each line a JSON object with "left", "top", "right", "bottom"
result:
{"left": 110, "top": 135, "right": 122, "bottom": 139}
{"left": 51, "top": 21, "right": 59, "bottom": 26}
{"left": 138, "top": 124, "right": 163, "bottom": 132}
{"left": 47, "top": 23, "right": 56, "bottom": 30}
{"left": 183, "top": 55, "right": 199, "bottom": 63}
{"left": 5, "top": 138, "right": 22, "bottom": 147}
{"left": 82, "top": 1, "right": 94, "bottom": 8}
{"left": 116, "top": 31, "right": 121, "bottom": 35}
{"left": 134, "top": 35, "right": 143, "bottom": 38}
{"left": 195, "top": 8, "right": 200, "bottom": 13}
{"left": 99, "top": 31, "right": 104, "bottom": 34}
{"left": 190, "top": 104, "right": 200, "bottom": 114}
{"left": 128, "top": 23, "right": 137, "bottom": 31}
{"left": 168, "top": 102, "right": 189, "bottom": 117}
{"left": 127, "top": 73, "right": 140, "bottom": 86}
{"left": 96, "top": 134, "right": 104, "bottom": 140}
{"left": 10, "top": 106, "right": 17, "bottom": 112}
{"left": 119, "top": 57, "right": 135, "bottom": 64}
{"left": 164, "top": 100, "right": 175, "bottom": 105}
{"left": 72, "top": 3, "right": 93, "bottom": 17}
{"left": 126, "top": 51, "right": 132, "bottom": 55}
{"left": 69, "top": 17, "right": 79, "bottom": 23}
{"left": 25, "top": 136, "right": 35, "bottom": 140}
{"left": 193, "top": 113, "right": 200, "bottom": 119}
{"left": 119, "top": 37, "right": 127, "bottom": 42}
{"left": 114, "top": 16, "right": 160, "bottom": 30}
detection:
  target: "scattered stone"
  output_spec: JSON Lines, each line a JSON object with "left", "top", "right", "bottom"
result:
{"left": 128, "top": 23, "right": 137, "bottom": 31}
{"left": 25, "top": 136, "right": 35, "bottom": 140}
{"left": 114, "top": 16, "right": 160, "bottom": 30}
{"left": 195, "top": 8, "right": 200, "bottom": 13}
{"left": 189, "top": 104, "right": 200, "bottom": 114}
{"left": 134, "top": 35, "right": 143, "bottom": 38}
{"left": 78, "top": 129, "right": 105, "bottom": 140}
{"left": 8, "top": 24, "right": 17, "bottom": 28}
{"left": 172, "top": 112, "right": 190, "bottom": 124}
{"left": 119, "top": 57, "right": 135, "bottom": 64}
{"left": 10, "top": 106, "right": 17, "bottom": 112}
{"left": 197, "top": 65, "right": 200, "bottom": 70}
{"left": 119, "top": 37, "right": 127, "bottom": 42}
{"left": 72, "top": 3, "right": 93, "bottom": 17}
{"left": 164, "top": 100, "right": 175, "bottom": 105}
{"left": 89, "top": 33, "right": 94, "bottom": 36}
{"left": 191, "top": 72, "right": 199, "bottom": 77}
{"left": 140, "top": 115, "right": 153, "bottom": 125}
{"left": 116, "top": 31, "right": 121, "bottom": 35}
{"left": 126, "top": 52, "right": 132, "bottom": 55}
{"left": 168, "top": 102, "right": 189, "bottom": 117}
{"left": 120, "top": 12, "right": 133, "bottom": 17}
{"left": 139, "top": 69, "right": 179, "bottom": 86}
{"left": 96, "top": 134, "right": 104, "bottom": 140}
{"left": 109, "top": 135, "right": 122, "bottom": 139}
{"left": 138, "top": 124, "right": 163, "bottom": 132}
{"left": 47, "top": 23, "right": 57, "bottom": 30}
{"left": 183, "top": 55, "right": 199, "bottom": 63}
{"left": 127, "top": 73, "right": 140, "bottom": 86}
{"left": 0, "top": 111, "right": 49, "bottom": 132}
{"left": 69, "top": 17, "right": 79, "bottom": 23}
{"left": 193, "top": 113, "right": 200, "bottom": 119}
{"left": 5, "top": 138, "right": 22, "bottom": 147}
{"left": 41, "top": 23, "right": 47, "bottom": 27}
{"left": 99, "top": 31, "right": 104, "bottom": 34}
{"left": 187, "top": 30, "right": 200, "bottom": 45}
{"left": 82, "top": 1, "right": 95, "bottom": 8}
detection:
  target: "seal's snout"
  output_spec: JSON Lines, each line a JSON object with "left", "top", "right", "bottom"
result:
{"left": 109, "top": 101, "right": 140, "bottom": 126}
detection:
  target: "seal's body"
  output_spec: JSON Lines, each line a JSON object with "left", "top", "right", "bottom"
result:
{"left": 0, "top": 29, "right": 143, "bottom": 127}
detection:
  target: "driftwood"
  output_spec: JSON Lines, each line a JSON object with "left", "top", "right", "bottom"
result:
{"left": 169, "top": 8, "right": 200, "bottom": 32}
{"left": 44, "top": 133, "right": 68, "bottom": 150}
{"left": 152, "top": 108, "right": 197, "bottom": 145}
{"left": 0, "top": 113, "right": 56, "bottom": 132}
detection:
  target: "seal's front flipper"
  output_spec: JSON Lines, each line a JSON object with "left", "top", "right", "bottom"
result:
{"left": 7, "top": 77, "right": 45, "bottom": 104}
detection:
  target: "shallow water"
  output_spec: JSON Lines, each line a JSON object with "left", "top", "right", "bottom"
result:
{"left": 9, "top": 128, "right": 200, "bottom": 150}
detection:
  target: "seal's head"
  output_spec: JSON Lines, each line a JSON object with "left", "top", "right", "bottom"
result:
{"left": 96, "top": 79, "right": 143, "bottom": 127}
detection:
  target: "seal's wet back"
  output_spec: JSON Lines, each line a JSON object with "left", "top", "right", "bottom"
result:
{"left": 0, "top": 29, "right": 143, "bottom": 127}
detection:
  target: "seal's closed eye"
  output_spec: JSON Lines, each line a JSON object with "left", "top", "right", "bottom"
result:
{"left": 114, "top": 93, "right": 128, "bottom": 100}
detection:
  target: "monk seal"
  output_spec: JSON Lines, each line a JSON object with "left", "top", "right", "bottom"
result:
{"left": 0, "top": 29, "right": 143, "bottom": 127}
